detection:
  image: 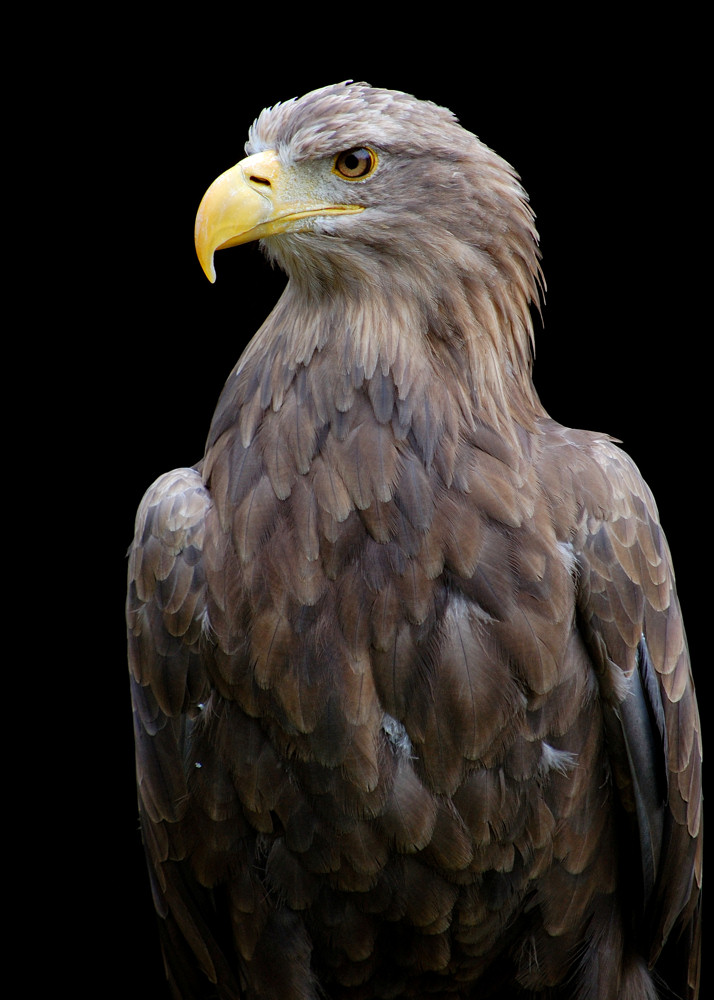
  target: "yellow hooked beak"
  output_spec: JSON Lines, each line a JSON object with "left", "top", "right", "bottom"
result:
{"left": 194, "top": 149, "right": 365, "bottom": 282}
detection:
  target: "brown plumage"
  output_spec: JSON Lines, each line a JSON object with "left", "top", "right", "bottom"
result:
{"left": 127, "top": 82, "right": 702, "bottom": 999}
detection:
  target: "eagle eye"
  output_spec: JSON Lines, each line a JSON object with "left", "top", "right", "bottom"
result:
{"left": 333, "top": 147, "right": 377, "bottom": 180}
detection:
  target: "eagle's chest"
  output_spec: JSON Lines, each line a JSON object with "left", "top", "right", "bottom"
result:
{"left": 195, "top": 426, "right": 595, "bottom": 988}
{"left": 205, "top": 402, "right": 579, "bottom": 802}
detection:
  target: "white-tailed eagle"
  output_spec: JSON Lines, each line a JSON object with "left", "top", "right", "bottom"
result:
{"left": 127, "top": 82, "right": 702, "bottom": 999}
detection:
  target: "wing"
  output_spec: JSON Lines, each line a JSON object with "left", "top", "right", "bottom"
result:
{"left": 556, "top": 429, "right": 702, "bottom": 997}
{"left": 127, "top": 467, "right": 242, "bottom": 998}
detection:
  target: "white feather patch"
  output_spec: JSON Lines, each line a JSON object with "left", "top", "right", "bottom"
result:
{"left": 539, "top": 742, "right": 578, "bottom": 776}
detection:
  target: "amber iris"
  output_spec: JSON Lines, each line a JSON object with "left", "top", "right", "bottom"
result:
{"left": 333, "top": 147, "right": 377, "bottom": 179}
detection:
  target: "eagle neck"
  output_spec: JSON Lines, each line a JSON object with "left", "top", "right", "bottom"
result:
{"left": 207, "top": 264, "right": 543, "bottom": 467}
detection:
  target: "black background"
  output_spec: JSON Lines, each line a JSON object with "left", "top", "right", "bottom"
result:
{"left": 57, "top": 18, "right": 705, "bottom": 998}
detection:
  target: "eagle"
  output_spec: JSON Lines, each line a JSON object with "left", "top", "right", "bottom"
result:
{"left": 127, "top": 82, "right": 702, "bottom": 999}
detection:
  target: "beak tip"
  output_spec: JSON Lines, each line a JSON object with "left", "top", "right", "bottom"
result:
{"left": 196, "top": 251, "right": 217, "bottom": 284}
{"left": 195, "top": 236, "right": 217, "bottom": 283}
{"left": 194, "top": 209, "right": 217, "bottom": 282}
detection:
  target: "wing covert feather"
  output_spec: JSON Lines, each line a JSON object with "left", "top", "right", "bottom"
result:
{"left": 127, "top": 468, "right": 244, "bottom": 996}
{"left": 560, "top": 432, "right": 702, "bottom": 992}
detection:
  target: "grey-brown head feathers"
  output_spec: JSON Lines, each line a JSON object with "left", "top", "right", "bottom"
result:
{"left": 242, "top": 81, "right": 543, "bottom": 424}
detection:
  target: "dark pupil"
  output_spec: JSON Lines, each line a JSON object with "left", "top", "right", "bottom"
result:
{"left": 340, "top": 148, "right": 370, "bottom": 176}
